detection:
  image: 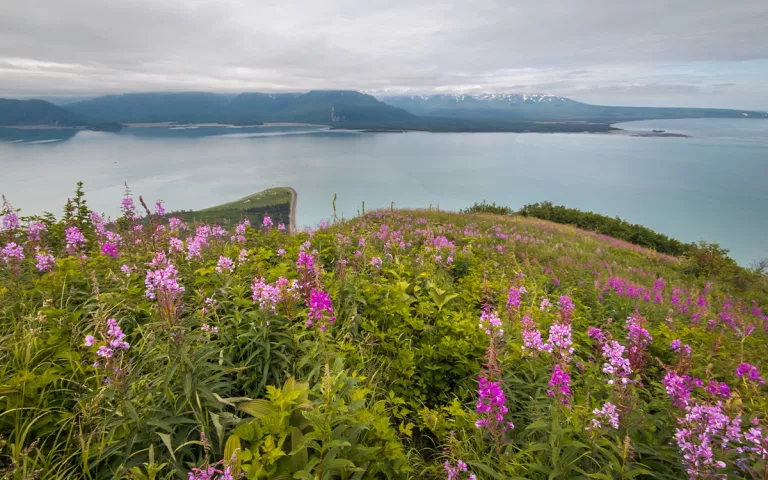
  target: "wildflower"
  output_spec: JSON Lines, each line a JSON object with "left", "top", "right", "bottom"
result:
{"left": 558, "top": 295, "right": 575, "bottom": 322}
{"left": 201, "top": 323, "right": 219, "bottom": 334}
{"left": 84, "top": 335, "right": 95, "bottom": 347}
{"left": 216, "top": 256, "right": 234, "bottom": 274}
{"left": 1, "top": 242, "right": 24, "bottom": 263}
{"left": 547, "top": 364, "right": 572, "bottom": 404}
{"left": 475, "top": 376, "right": 513, "bottom": 432}
{"left": 736, "top": 363, "right": 765, "bottom": 385}
{"left": 601, "top": 340, "right": 631, "bottom": 385}
{"left": 371, "top": 256, "right": 382, "bottom": 269}
{"left": 26, "top": 221, "right": 47, "bottom": 241}
{"left": 547, "top": 322, "right": 574, "bottom": 363}
{"left": 278, "top": 222, "right": 286, "bottom": 232}
{"left": 64, "top": 226, "right": 87, "bottom": 254}
{"left": 145, "top": 263, "right": 184, "bottom": 300}
{"left": 706, "top": 381, "right": 731, "bottom": 399}
{"left": 479, "top": 309, "right": 503, "bottom": 337}
{"left": 154, "top": 200, "right": 165, "bottom": 216}
{"left": 120, "top": 264, "right": 136, "bottom": 276}
{"left": 262, "top": 215, "right": 273, "bottom": 230}
{"left": 307, "top": 288, "right": 335, "bottom": 329}
{"left": 101, "top": 242, "right": 119, "bottom": 258}
{"left": 32, "top": 248, "right": 54, "bottom": 272}
{"left": 506, "top": 287, "right": 523, "bottom": 311}
{"left": 590, "top": 402, "right": 619, "bottom": 430}
{"left": 521, "top": 315, "right": 548, "bottom": 355}
{"left": 539, "top": 298, "right": 551, "bottom": 311}
{"left": 277, "top": 248, "right": 286, "bottom": 256}
{"left": 251, "top": 277, "right": 280, "bottom": 313}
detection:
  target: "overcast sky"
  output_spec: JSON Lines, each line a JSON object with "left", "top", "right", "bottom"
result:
{"left": 2, "top": 0, "right": 767, "bottom": 109}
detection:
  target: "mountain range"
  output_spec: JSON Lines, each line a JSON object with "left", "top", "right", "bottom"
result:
{"left": 1, "top": 90, "right": 766, "bottom": 133}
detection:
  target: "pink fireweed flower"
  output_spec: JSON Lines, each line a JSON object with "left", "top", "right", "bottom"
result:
{"left": 84, "top": 335, "right": 96, "bottom": 347}
{"left": 506, "top": 286, "right": 524, "bottom": 311}
{"left": 154, "top": 200, "right": 165, "bottom": 216}
{"left": 558, "top": 295, "right": 575, "bottom": 322}
{"left": 101, "top": 242, "right": 119, "bottom": 258}
{"left": 736, "top": 363, "right": 765, "bottom": 385}
{"left": 26, "top": 221, "right": 47, "bottom": 241}
{"left": 664, "top": 371, "right": 699, "bottom": 409}
{"left": 601, "top": 340, "right": 632, "bottom": 385}
{"left": 251, "top": 277, "right": 280, "bottom": 313}
{"left": 237, "top": 249, "right": 248, "bottom": 265}
{"left": 215, "top": 256, "right": 234, "bottom": 274}
{"left": 547, "top": 364, "right": 572, "bottom": 405}
{"left": 145, "top": 263, "right": 184, "bottom": 300}
{"left": 706, "top": 381, "right": 731, "bottom": 399}
{"left": 521, "top": 314, "right": 549, "bottom": 355}
{"left": 547, "top": 322, "right": 574, "bottom": 363}
{"left": 539, "top": 298, "right": 551, "bottom": 311}
{"left": 1, "top": 242, "right": 24, "bottom": 263}
{"left": 479, "top": 310, "right": 503, "bottom": 337}
{"left": 587, "top": 327, "right": 605, "bottom": 343}
{"left": 371, "top": 256, "right": 382, "bottom": 269}
{"left": 475, "top": 376, "right": 514, "bottom": 432}
{"left": 200, "top": 323, "right": 219, "bottom": 334}
{"left": 277, "top": 222, "right": 286, "bottom": 232}
{"left": 262, "top": 215, "right": 273, "bottom": 230}
{"left": 168, "top": 217, "right": 187, "bottom": 233}
{"left": 64, "top": 226, "right": 86, "bottom": 254}
{"left": 34, "top": 249, "right": 55, "bottom": 272}
{"left": 277, "top": 248, "right": 286, "bottom": 256}
{"left": 590, "top": 402, "right": 620, "bottom": 430}
{"left": 307, "top": 288, "right": 335, "bottom": 329}
{"left": 120, "top": 264, "right": 136, "bottom": 276}
{"left": 673, "top": 401, "right": 743, "bottom": 478}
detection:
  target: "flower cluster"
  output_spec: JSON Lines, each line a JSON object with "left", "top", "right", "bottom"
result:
{"left": 506, "top": 286, "right": 525, "bottom": 311}
{"left": 601, "top": 340, "right": 631, "bottom": 385}
{"left": 262, "top": 215, "right": 273, "bottom": 230}
{"left": 145, "top": 263, "right": 184, "bottom": 301}
{"left": 216, "top": 256, "right": 234, "bottom": 273}
{"left": 34, "top": 248, "right": 55, "bottom": 272}
{"left": 589, "top": 402, "right": 619, "bottom": 430}
{"left": 521, "top": 315, "right": 548, "bottom": 355}
{"left": 65, "top": 226, "right": 87, "bottom": 254}
{"left": 547, "top": 364, "right": 572, "bottom": 405}
{"left": 371, "top": 256, "right": 382, "bottom": 269}
{"left": 547, "top": 322, "right": 574, "bottom": 363}
{"left": 307, "top": 288, "right": 335, "bottom": 330}
{"left": 736, "top": 363, "right": 765, "bottom": 385}
{"left": 1, "top": 242, "right": 24, "bottom": 263}
{"left": 444, "top": 460, "right": 476, "bottom": 480}
{"left": 558, "top": 295, "right": 575, "bottom": 322}
{"left": 478, "top": 309, "right": 503, "bottom": 337}
{"left": 475, "top": 376, "right": 514, "bottom": 433}
{"left": 251, "top": 277, "right": 280, "bottom": 313}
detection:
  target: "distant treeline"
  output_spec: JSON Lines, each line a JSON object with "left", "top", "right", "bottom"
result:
{"left": 462, "top": 200, "right": 690, "bottom": 256}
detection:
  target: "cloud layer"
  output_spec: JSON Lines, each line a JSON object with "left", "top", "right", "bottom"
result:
{"left": 2, "top": 0, "right": 767, "bottom": 108}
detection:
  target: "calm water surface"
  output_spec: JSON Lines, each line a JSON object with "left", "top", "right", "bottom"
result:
{"left": 1, "top": 119, "right": 766, "bottom": 264}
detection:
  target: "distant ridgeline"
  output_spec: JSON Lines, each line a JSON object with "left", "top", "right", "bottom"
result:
{"left": 1, "top": 90, "right": 766, "bottom": 134}
{"left": 163, "top": 188, "right": 292, "bottom": 229}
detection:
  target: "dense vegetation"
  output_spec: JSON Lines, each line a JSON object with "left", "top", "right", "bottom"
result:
{"left": 1, "top": 187, "right": 767, "bottom": 479}
{"left": 516, "top": 201, "right": 692, "bottom": 256}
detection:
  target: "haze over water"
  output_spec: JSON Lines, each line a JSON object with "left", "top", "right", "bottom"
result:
{"left": 1, "top": 118, "right": 766, "bottom": 265}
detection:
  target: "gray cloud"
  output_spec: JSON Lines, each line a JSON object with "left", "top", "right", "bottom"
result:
{"left": 1, "top": 0, "right": 767, "bottom": 108}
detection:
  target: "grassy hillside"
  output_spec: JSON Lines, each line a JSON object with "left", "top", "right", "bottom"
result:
{"left": 164, "top": 187, "right": 293, "bottom": 229}
{"left": 1, "top": 187, "right": 767, "bottom": 479}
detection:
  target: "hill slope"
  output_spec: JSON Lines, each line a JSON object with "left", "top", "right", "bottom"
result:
{"left": 0, "top": 98, "right": 92, "bottom": 126}
{"left": 379, "top": 93, "right": 768, "bottom": 122}
{"left": 66, "top": 90, "right": 416, "bottom": 125}
{"left": 1, "top": 188, "right": 767, "bottom": 479}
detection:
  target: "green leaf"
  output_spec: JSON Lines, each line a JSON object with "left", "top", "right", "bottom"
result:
{"left": 239, "top": 399, "right": 279, "bottom": 418}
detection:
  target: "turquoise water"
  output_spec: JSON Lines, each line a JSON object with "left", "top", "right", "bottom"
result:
{"left": 1, "top": 119, "right": 766, "bottom": 264}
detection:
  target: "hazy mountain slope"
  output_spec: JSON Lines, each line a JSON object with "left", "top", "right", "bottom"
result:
{"left": 0, "top": 98, "right": 93, "bottom": 126}
{"left": 379, "top": 93, "right": 768, "bottom": 122}
{"left": 66, "top": 90, "right": 416, "bottom": 125}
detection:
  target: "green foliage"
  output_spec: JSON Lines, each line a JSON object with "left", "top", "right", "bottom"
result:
{"left": 460, "top": 201, "right": 514, "bottom": 216}
{"left": 1, "top": 186, "right": 767, "bottom": 479}
{"left": 518, "top": 201, "right": 692, "bottom": 256}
